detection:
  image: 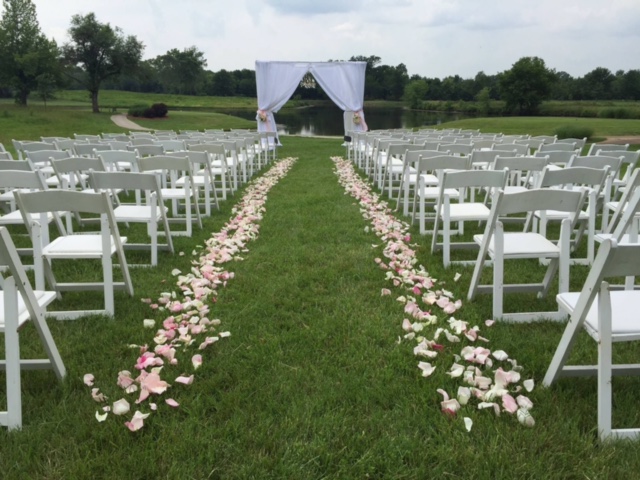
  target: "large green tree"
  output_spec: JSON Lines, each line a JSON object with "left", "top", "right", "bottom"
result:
{"left": 62, "top": 13, "right": 143, "bottom": 113}
{"left": 0, "top": 0, "right": 60, "bottom": 105}
{"left": 150, "top": 46, "right": 207, "bottom": 95}
{"left": 499, "top": 56, "right": 555, "bottom": 115}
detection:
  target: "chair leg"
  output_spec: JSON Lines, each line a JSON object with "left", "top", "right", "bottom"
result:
{"left": 4, "top": 277, "right": 23, "bottom": 430}
{"left": 492, "top": 222, "right": 504, "bottom": 319}
{"left": 597, "top": 281, "right": 613, "bottom": 440}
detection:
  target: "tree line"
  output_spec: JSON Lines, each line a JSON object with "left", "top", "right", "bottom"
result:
{"left": 1, "top": 0, "right": 639, "bottom": 115}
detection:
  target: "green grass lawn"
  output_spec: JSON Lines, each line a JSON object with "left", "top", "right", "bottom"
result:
{"left": 0, "top": 132, "right": 639, "bottom": 478}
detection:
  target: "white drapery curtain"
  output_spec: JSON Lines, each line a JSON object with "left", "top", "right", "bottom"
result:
{"left": 255, "top": 61, "right": 367, "bottom": 143}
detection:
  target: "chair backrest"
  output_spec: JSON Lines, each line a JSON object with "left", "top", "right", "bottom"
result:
{"left": 494, "top": 143, "right": 530, "bottom": 156}
{"left": 539, "top": 142, "right": 577, "bottom": 153}
{"left": 492, "top": 155, "right": 548, "bottom": 174}
{"left": 533, "top": 150, "right": 577, "bottom": 166}
{"left": 0, "top": 151, "right": 13, "bottom": 160}
{"left": 25, "top": 150, "right": 71, "bottom": 164}
{"left": 15, "top": 189, "right": 117, "bottom": 217}
{"left": 102, "top": 140, "right": 130, "bottom": 151}
{"left": 605, "top": 169, "right": 640, "bottom": 235}
{"left": 438, "top": 143, "right": 473, "bottom": 156}
{"left": 54, "top": 139, "right": 80, "bottom": 150}
{"left": 469, "top": 149, "right": 501, "bottom": 166}
{"left": 587, "top": 143, "right": 629, "bottom": 156}
{"left": 556, "top": 137, "right": 587, "bottom": 149}
{"left": 441, "top": 168, "right": 508, "bottom": 191}
{"left": 537, "top": 165, "right": 609, "bottom": 189}
{"left": 154, "top": 139, "right": 185, "bottom": 152}
{"left": 128, "top": 145, "right": 165, "bottom": 157}
{"left": 51, "top": 156, "right": 108, "bottom": 176}
{"left": 470, "top": 139, "right": 495, "bottom": 149}
{"left": 0, "top": 160, "right": 32, "bottom": 171}
{"left": 16, "top": 141, "right": 56, "bottom": 153}
{"left": 595, "top": 149, "right": 640, "bottom": 168}
{"left": 494, "top": 187, "right": 586, "bottom": 218}
{"left": 568, "top": 155, "right": 622, "bottom": 178}
{"left": 0, "top": 169, "right": 47, "bottom": 190}
{"left": 188, "top": 143, "right": 226, "bottom": 157}
{"left": 73, "top": 143, "right": 112, "bottom": 157}
{"left": 98, "top": 150, "right": 138, "bottom": 171}
{"left": 89, "top": 170, "right": 162, "bottom": 195}
{"left": 530, "top": 134, "right": 557, "bottom": 144}
{"left": 74, "top": 134, "right": 101, "bottom": 142}
{"left": 137, "top": 155, "right": 192, "bottom": 176}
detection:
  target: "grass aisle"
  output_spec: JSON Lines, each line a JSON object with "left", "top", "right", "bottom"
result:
{"left": 1, "top": 137, "right": 639, "bottom": 479}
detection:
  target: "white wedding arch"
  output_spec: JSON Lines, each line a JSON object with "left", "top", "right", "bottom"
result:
{"left": 255, "top": 60, "right": 368, "bottom": 143}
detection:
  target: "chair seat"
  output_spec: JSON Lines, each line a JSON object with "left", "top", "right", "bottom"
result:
{"left": 535, "top": 209, "right": 589, "bottom": 220}
{"left": 594, "top": 233, "right": 640, "bottom": 244}
{"left": 0, "top": 210, "right": 57, "bottom": 225}
{"left": 557, "top": 290, "right": 640, "bottom": 338}
{"left": 417, "top": 187, "right": 458, "bottom": 199}
{"left": 43, "top": 234, "right": 126, "bottom": 258}
{"left": 474, "top": 232, "right": 560, "bottom": 258}
{"left": 0, "top": 290, "right": 57, "bottom": 330}
{"left": 408, "top": 173, "right": 437, "bottom": 185}
{"left": 113, "top": 205, "right": 164, "bottom": 222}
{"left": 160, "top": 188, "right": 190, "bottom": 200}
{"left": 0, "top": 188, "right": 40, "bottom": 202}
{"left": 436, "top": 202, "right": 490, "bottom": 221}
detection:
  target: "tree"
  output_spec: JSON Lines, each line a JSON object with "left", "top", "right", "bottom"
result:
{"left": 0, "top": 0, "right": 60, "bottom": 105}
{"left": 403, "top": 78, "right": 428, "bottom": 109}
{"left": 499, "top": 56, "right": 554, "bottom": 115}
{"left": 36, "top": 72, "right": 56, "bottom": 108}
{"left": 151, "top": 46, "right": 206, "bottom": 95}
{"left": 62, "top": 13, "right": 143, "bottom": 113}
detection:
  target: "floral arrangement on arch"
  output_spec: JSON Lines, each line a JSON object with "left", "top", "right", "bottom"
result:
{"left": 352, "top": 112, "right": 361, "bottom": 125}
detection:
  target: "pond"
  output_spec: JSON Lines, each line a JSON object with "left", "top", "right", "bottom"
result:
{"left": 212, "top": 106, "right": 468, "bottom": 137}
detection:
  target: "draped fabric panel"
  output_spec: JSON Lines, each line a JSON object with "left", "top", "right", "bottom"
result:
{"left": 255, "top": 61, "right": 368, "bottom": 142}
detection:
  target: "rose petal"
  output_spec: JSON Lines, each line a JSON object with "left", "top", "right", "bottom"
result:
{"left": 175, "top": 375, "right": 194, "bottom": 385}
{"left": 523, "top": 379, "right": 535, "bottom": 392}
{"left": 125, "top": 410, "right": 150, "bottom": 432}
{"left": 517, "top": 408, "right": 535, "bottom": 427}
{"left": 112, "top": 399, "right": 130, "bottom": 416}
{"left": 192, "top": 354, "right": 202, "bottom": 370}
{"left": 417, "top": 361, "right": 436, "bottom": 377}
{"left": 143, "top": 319, "right": 156, "bottom": 329}
{"left": 165, "top": 398, "right": 180, "bottom": 408}
{"left": 95, "top": 411, "right": 108, "bottom": 422}
{"left": 464, "top": 417, "right": 473, "bottom": 432}
{"left": 83, "top": 374, "right": 95, "bottom": 387}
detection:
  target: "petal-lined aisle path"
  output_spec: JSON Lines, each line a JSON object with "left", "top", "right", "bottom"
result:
{"left": 9, "top": 139, "right": 630, "bottom": 479}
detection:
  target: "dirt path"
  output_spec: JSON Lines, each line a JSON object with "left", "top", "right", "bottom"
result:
{"left": 600, "top": 136, "right": 640, "bottom": 145}
{"left": 110, "top": 114, "right": 153, "bottom": 131}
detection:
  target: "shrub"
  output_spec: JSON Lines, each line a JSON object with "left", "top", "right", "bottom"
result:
{"left": 554, "top": 124, "right": 594, "bottom": 140}
{"left": 127, "top": 103, "right": 168, "bottom": 118}
{"left": 150, "top": 103, "right": 168, "bottom": 118}
{"left": 127, "top": 104, "right": 148, "bottom": 117}
{"left": 598, "top": 107, "right": 633, "bottom": 119}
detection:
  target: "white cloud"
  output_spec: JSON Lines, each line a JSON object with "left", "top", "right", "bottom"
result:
{"left": 24, "top": 0, "right": 640, "bottom": 78}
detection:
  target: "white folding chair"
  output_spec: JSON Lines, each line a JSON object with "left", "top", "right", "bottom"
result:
{"left": 89, "top": 171, "right": 174, "bottom": 267}
{"left": 14, "top": 190, "right": 134, "bottom": 319}
{"left": 188, "top": 143, "right": 233, "bottom": 200}
{"left": 431, "top": 169, "right": 508, "bottom": 267}
{"left": 467, "top": 187, "right": 586, "bottom": 321}
{"left": 409, "top": 154, "right": 471, "bottom": 231}
{"left": 171, "top": 150, "right": 220, "bottom": 216}
{"left": 396, "top": 149, "right": 449, "bottom": 216}
{"left": 528, "top": 166, "right": 610, "bottom": 266}
{"left": 137, "top": 155, "right": 202, "bottom": 237}
{"left": 0, "top": 226, "right": 65, "bottom": 430}
{"left": 543, "top": 238, "right": 640, "bottom": 440}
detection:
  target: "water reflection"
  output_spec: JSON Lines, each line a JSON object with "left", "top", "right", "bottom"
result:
{"left": 212, "top": 106, "right": 465, "bottom": 136}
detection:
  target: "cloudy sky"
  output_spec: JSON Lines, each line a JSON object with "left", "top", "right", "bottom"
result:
{"left": 30, "top": 0, "right": 640, "bottom": 79}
